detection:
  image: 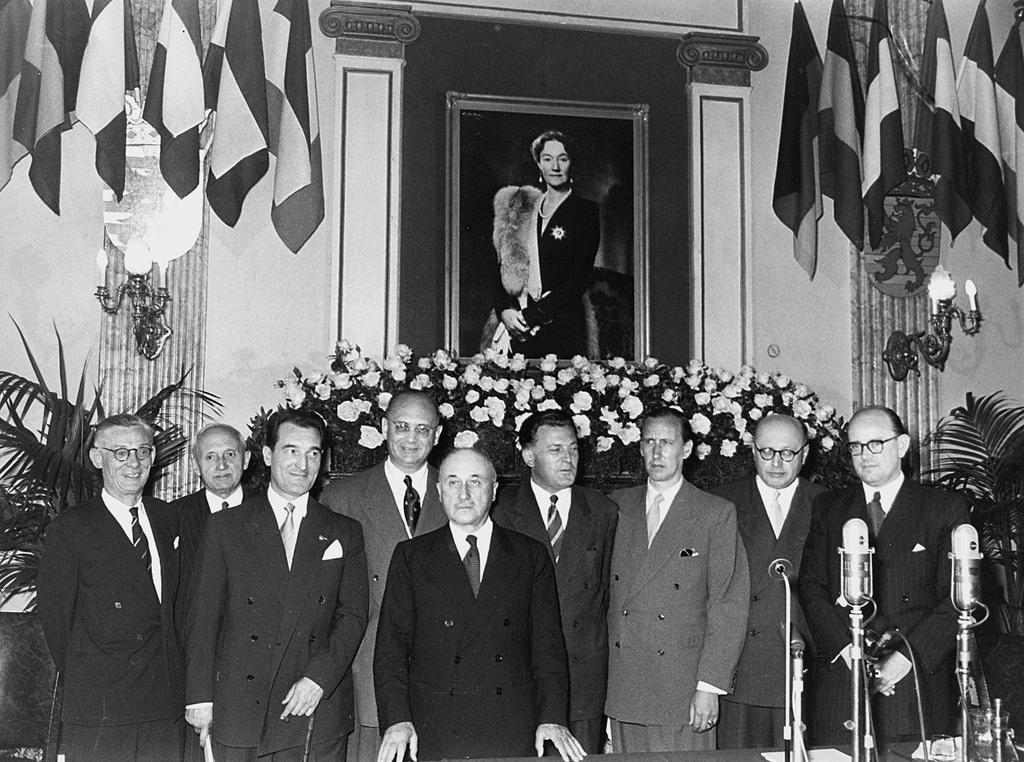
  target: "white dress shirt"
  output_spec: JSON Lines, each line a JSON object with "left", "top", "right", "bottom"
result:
{"left": 755, "top": 476, "right": 800, "bottom": 538}
{"left": 449, "top": 518, "right": 494, "bottom": 578}
{"left": 204, "top": 485, "right": 245, "bottom": 514}
{"left": 267, "top": 486, "right": 309, "bottom": 529}
{"left": 102, "top": 490, "right": 162, "bottom": 602}
{"left": 530, "top": 481, "right": 572, "bottom": 529}
{"left": 861, "top": 471, "right": 905, "bottom": 516}
{"left": 384, "top": 459, "right": 429, "bottom": 537}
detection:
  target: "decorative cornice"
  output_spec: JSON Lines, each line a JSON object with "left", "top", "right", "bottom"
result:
{"left": 319, "top": 2, "right": 421, "bottom": 54}
{"left": 677, "top": 32, "right": 768, "bottom": 87}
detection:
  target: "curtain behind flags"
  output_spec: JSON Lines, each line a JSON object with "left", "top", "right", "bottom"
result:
{"left": 996, "top": 20, "right": 1024, "bottom": 285}
{"left": 266, "top": 0, "right": 324, "bottom": 253}
{"left": 0, "top": 0, "right": 31, "bottom": 192}
{"left": 958, "top": 0, "right": 1009, "bottom": 267}
{"left": 862, "top": 0, "right": 906, "bottom": 250}
{"left": 203, "top": 0, "right": 269, "bottom": 227}
{"left": 772, "top": 0, "right": 822, "bottom": 279}
{"left": 819, "top": 0, "right": 864, "bottom": 251}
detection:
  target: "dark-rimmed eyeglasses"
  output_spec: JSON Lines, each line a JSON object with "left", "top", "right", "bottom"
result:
{"left": 388, "top": 420, "right": 436, "bottom": 436}
{"left": 754, "top": 444, "right": 807, "bottom": 462}
{"left": 846, "top": 435, "right": 899, "bottom": 456}
{"left": 95, "top": 445, "right": 155, "bottom": 462}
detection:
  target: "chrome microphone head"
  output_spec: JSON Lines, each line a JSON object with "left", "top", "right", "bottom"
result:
{"left": 950, "top": 523, "right": 983, "bottom": 612}
{"left": 840, "top": 518, "right": 873, "bottom": 607}
{"left": 769, "top": 558, "right": 793, "bottom": 580}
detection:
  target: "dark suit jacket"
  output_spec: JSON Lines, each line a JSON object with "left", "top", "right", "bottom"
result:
{"left": 186, "top": 494, "right": 368, "bottom": 753}
{"left": 491, "top": 481, "right": 616, "bottom": 721}
{"left": 374, "top": 523, "right": 568, "bottom": 760}
{"left": 605, "top": 480, "right": 749, "bottom": 727}
{"left": 711, "top": 476, "right": 824, "bottom": 707}
{"left": 798, "top": 480, "right": 967, "bottom": 742}
{"left": 37, "top": 496, "right": 184, "bottom": 725}
{"left": 319, "top": 463, "right": 446, "bottom": 728}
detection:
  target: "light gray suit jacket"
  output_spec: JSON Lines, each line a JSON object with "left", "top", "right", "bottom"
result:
{"left": 605, "top": 479, "right": 750, "bottom": 726}
{"left": 321, "top": 462, "right": 447, "bottom": 728}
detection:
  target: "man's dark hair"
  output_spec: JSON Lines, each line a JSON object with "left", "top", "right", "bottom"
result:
{"left": 518, "top": 410, "right": 576, "bottom": 449}
{"left": 94, "top": 413, "right": 154, "bottom": 442}
{"left": 265, "top": 409, "right": 327, "bottom": 450}
{"left": 641, "top": 406, "right": 691, "bottom": 441}
{"left": 849, "top": 405, "right": 907, "bottom": 436}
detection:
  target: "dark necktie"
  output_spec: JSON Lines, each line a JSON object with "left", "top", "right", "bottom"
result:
{"left": 129, "top": 506, "right": 152, "bottom": 572}
{"left": 867, "top": 491, "right": 885, "bottom": 536}
{"left": 464, "top": 535, "right": 480, "bottom": 597}
{"left": 221, "top": 501, "right": 229, "bottom": 512}
{"left": 546, "top": 495, "right": 563, "bottom": 562}
{"left": 403, "top": 475, "right": 421, "bottom": 534}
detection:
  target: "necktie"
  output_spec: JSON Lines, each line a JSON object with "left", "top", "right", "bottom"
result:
{"left": 769, "top": 491, "right": 784, "bottom": 538}
{"left": 464, "top": 535, "right": 480, "bottom": 597}
{"left": 221, "top": 501, "right": 229, "bottom": 512}
{"left": 403, "top": 475, "right": 421, "bottom": 535}
{"left": 547, "top": 495, "right": 564, "bottom": 562}
{"left": 867, "top": 491, "right": 885, "bottom": 536}
{"left": 646, "top": 493, "right": 664, "bottom": 548}
{"left": 281, "top": 503, "right": 297, "bottom": 569}
{"left": 129, "top": 506, "right": 151, "bottom": 571}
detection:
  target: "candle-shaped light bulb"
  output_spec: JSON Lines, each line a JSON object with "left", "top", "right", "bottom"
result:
{"left": 965, "top": 279, "right": 978, "bottom": 311}
{"left": 156, "top": 259, "right": 167, "bottom": 289}
{"left": 123, "top": 239, "right": 153, "bottom": 276}
{"left": 95, "top": 248, "right": 108, "bottom": 286}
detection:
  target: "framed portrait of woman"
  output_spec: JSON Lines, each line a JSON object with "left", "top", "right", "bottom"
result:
{"left": 445, "top": 92, "right": 649, "bottom": 361}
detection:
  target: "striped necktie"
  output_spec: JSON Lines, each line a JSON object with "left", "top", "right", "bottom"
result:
{"left": 403, "top": 475, "right": 421, "bottom": 534}
{"left": 546, "top": 495, "right": 564, "bottom": 562}
{"left": 129, "top": 506, "right": 151, "bottom": 571}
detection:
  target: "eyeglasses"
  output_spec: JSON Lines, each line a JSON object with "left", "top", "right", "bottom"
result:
{"left": 388, "top": 420, "right": 436, "bottom": 436}
{"left": 846, "top": 435, "right": 899, "bottom": 456}
{"left": 95, "top": 445, "right": 155, "bottom": 462}
{"left": 754, "top": 444, "right": 807, "bottom": 462}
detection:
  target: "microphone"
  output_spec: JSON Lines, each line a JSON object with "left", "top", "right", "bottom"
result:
{"left": 769, "top": 558, "right": 793, "bottom": 580}
{"left": 840, "top": 518, "right": 873, "bottom": 607}
{"left": 950, "top": 523, "right": 983, "bottom": 612}
{"left": 790, "top": 631, "right": 805, "bottom": 658}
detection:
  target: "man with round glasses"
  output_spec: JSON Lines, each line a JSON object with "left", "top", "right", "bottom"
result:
{"left": 798, "top": 406, "right": 966, "bottom": 747}
{"left": 38, "top": 413, "right": 185, "bottom": 760}
{"left": 321, "top": 390, "right": 448, "bottom": 762}
{"left": 711, "top": 413, "right": 824, "bottom": 749}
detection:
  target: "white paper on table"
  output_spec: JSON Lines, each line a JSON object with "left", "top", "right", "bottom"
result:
{"left": 762, "top": 750, "right": 851, "bottom": 762}
{"left": 909, "top": 736, "right": 963, "bottom": 759}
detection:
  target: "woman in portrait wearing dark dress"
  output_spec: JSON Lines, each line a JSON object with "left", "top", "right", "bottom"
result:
{"left": 484, "top": 130, "right": 601, "bottom": 359}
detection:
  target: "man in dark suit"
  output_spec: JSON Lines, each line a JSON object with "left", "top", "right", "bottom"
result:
{"left": 186, "top": 409, "right": 369, "bottom": 761}
{"left": 38, "top": 413, "right": 184, "bottom": 761}
{"left": 374, "top": 446, "right": 585, "bottom": 762}
{"left": 605, "top": 407, "right": 749, "bottom": 753}
{"left": 799, "top": 406, "right": 967, "bottom": 746}
{"left": 321, "top": 390, "right": 446, "bottom": 762}
{"left": 491, "top": 410, "right": 616, "bottom": 753}
{"left": 711, "top": 413, "right": 824, "bottom": 749}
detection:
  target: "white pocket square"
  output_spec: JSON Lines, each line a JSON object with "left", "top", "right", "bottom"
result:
{"left": 322, "top": 540, "right": 344, "bottom": 560}
{"left": 173, "top": 536, "right": 179, "bottom": 550}
{"left": 912, "top": 543, "right": 926, "bottom": 552}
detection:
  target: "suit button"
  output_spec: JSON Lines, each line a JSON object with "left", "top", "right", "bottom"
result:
{"left": 495, "top": 654, "right": 502, "bottom": 662}
{"left": 615, "top": 641, "right": 620, "bottom": 648}
{"left": 583, "top": 582, "right": 590, "bottom": 590}
{"left": 622, "top": 610, "right": 628, "bottom": 617}
{"left": 247, "top": 597, "right": 254, "bottom": 605}
{"left": 614, "top": 574, "right": 619, "bottom": 581}
{"left": 674, "top": 583, "right": 680, "bottom": 590}
{"left": 496, "top": 687, "right": 502, "bottom": 695}
{"left": 136, "top": 634, "right": 143, "bottom": 641}
{"left": 901, "top": 595, "right": 910, "bottom": 602}
{"left": 114, "top": 602, "right": 122, "bottom": 609}
{"left": 503, "top": 618, "right": 510, "bottom": 626}
{"left": 309, "top": 635, "right": 316, "bottom": 643}
{"left": 749, "top": 629, "right": 758, "bottom": 637}
{"left": 658, "top": 614, "right": 665, "bottom": 621}
{"left": 251, "top": 634, "right": 258, "bottom": 642}
{"left": 373, "top": 574, "right": 380, "bottom": 581}
{"left": 247, "top": 675, "right": 255, "bottom": 681}
{"left": 454, "top": 656, "right": 461, "bottom": 664}
{"left": 658, "top": 649, "right": 665, "bottom": 656}
{"left": 572, "top": 620, "right": 579, "bottom": 628}
{"left": 444, "top": 619, "right": 454, "bottom": 627}
{"left": 449, "top": 689, "right": 454, "bottom": 697}
{"left": 752, "top": 594, "right": 759, "bottom": 602}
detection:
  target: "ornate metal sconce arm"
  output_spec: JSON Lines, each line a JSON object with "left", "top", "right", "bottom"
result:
{"left": 95, "top": 273, "right": 172, "bottom": 360}
{"left": 883, "top": 298, "right": 982, "bottom": 381}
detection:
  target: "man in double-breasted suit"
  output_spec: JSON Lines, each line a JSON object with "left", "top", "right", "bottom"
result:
{"left": 374, "top": 447, "right": 585, "bottom": 762}
{"left": 606, "top": 407, "right": 749, "bottom": 753}
{"left": 492, "top": 410, "right": 616, "bottom": 753}
{"left": 799, "top": 406, "right": 967, "bottom": 747}
{"left": 321, "top": 390, "right": 447, "bottom": 762}
{"left": 38, "top": 413, "right": 184, "bottom": 761}
{"left": 711, "top": 413, "right": 824, "bottom": 748}
{"left": 186, "top": 409, "right": 369, "bottom": 761}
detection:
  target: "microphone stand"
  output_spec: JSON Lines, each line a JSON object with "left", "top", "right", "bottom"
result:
{"left": 791, "top": 637, "right": 807, "bottom": 762}
{"left": 770, "top": 558, "right": 808, "bottom": 762}
{"left": 850, "top": 601, "right": 870, "bottom": 762}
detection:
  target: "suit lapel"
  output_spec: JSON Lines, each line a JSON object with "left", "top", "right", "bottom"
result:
{"left": 145, "top": 500, "right": 178, "bottom": 607}
{"left": 416, "top": 467, "right": 447, "bottom": 536}
{"left": 245, "top": 498, "right": 290, "bottom": 597}
{"left": 93, "top": 500, "right": 161, "bottom": 605}
{"left": 363, "top": 465, "right": 410, "bottom": 543}
{"left": 556, "top": 486, "right": 593, "bottom": 584}
{"left": 739, "top": 482, "right": 778, "bottom": 594}
{"left": 508, "top": 484, "right": 551, "bottom": 552}
{"left": 278, "top": 503, "right": 333, "bottom": 631}
{"left": 617, "top": 488, "right": 649, "bottom": 595}
{"left": 461, "top": 525, "right": 515, "bottom": 648}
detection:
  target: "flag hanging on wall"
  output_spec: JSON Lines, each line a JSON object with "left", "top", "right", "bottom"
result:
{"left": 203, "top": 0, "right": 269, "bottom": 227}
{"left": 862, "top": 0, "right": 906, "bottom": 250}
{"left": 914, "top": 0, "right": 970, "bottom": 243}
{"left": 996, "top": 21, "right": 1024, "bottom": 284}
{"left": 266, "top": 0, "right": 324, "bottom": 253}
{"left": 818, "top": 0, "right": 864, "bottom": 250}
{"left": 772, "top": 0, "right": 822, "bottom": 279}
{"left": 0, "top": 0, "right": 32, "bottom": 193}
{"left": 958, "top": 0, "right": 1008, "bottom": 266}
{"left": 144, "top": 0, "right": 203, "bottom": 199}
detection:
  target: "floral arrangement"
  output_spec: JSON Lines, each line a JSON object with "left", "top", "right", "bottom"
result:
{"left": 251, "top": 341, "right": 854, "bottom": 491}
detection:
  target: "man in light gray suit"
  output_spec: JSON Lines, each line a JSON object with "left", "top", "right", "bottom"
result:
{"left": 605, "top": 407, "right": 749, "bottom": 753}
{"left": 321, "top": 390, "right": 447, "bottom": 762}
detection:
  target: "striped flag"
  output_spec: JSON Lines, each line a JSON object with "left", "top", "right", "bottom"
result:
{"left": 818, "top": 0, "right": 864, "bottom": 250}
{"left": 203, "top": 0, "right": 269, "bottom": 227}
{"left": 143, "top": 0, "right": 203, "bottom": 199}
{"left": 0, "top": 0, "right": 32, "bottom": 192}
{"left": 772, "top": 0, "right": 822, "bottom": 279}
{"left": 958, "top": 0, "right": 1008, "bottom": 266}
{"left": 996, "top": 22, "right": 1024, "bottom": 284}
{"left": 266, "top": 0, "right": 324, "bottom": 252}
{"left": 915, "top": 0, "right": 970, "bottom": 243}
{"left": 862, "top": 0, "right": 906, "bottom": 250}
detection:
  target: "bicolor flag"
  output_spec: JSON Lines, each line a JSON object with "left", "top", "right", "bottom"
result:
{"left": 915, "top": 0, "right": 970, "bottom": 243}
{"left": 266, "top": 0, "right": 324, "bottom": 253}
{"left": 862, "top": 0, "right": 906, "bottom": 250}
{"left": 0, "top": 0, "right": 32, "bottom": 192}
{"left": 143, "top": 0, "right": 203, "bottom": 199}
{"left": 203, "top": 0, "right": 269, "bottom": 227}
{"left": 818, "top": 0, "right": 864, "bottom": 250}
{"left": 995, "top": 22, "right": 1024, "bottom": 284}
{"left": 77, "top": 0, "right": 139, "bottom": 200}
{"left": 772, "top": 0, "right": 822, "bottom": 279}
{"left": 958, "top": 0, "right": 1008, "bottom": 266}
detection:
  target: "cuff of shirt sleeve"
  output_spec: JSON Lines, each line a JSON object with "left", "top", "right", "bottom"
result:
{"left": 832, "top": 645, "right": 852, "bottom": 669}
{"left": 187, "top": 702, "right": 213, "bottom": 711}
{"left": 696, "top": 681, "right": 726, "bottom": 695}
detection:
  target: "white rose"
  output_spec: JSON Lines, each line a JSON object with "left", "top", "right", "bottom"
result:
{"left": 695, "top": 443, "right": 712, "bottom": 460}
{"left": 596, "top": 436, "right": 614, "bottom": 453}
{"left": 542, "top": 376, "right": 557, "bottom": 392}
{"left": 572, "top": 414, "right": 591, "bottom": 437}
{"left": 314, "top": 383, "right": 332, "bottom": 400}
{"left": 695, "top": 392, "right": 711, "bottom": 406}
{"left": 465, "top": 389, "right": 480, "bottom": 404}
{"left": 417, "top": 357, "right": 432, "bottom": 370}
{"left": 361, "top": 370, "right": 381, "bottom": 387}
{"left": 538, "top": 399, "right": 560, "bottom": 411}
{"left": 620, "top": 395, "right": 644, "bottom": 420}
{"left": 720, "top": 440, "right": 738, "bottom": 457}
{"left": 609, "top": 357, "right": 627, "bottom": 369}
{"left": 377, "top": 392, "right": 393, "bottom": 410}
{"left": 748, "top": 408, "right": 763, "bottom": 421}
{"left": 571, "top": 391, "right": 594, "bottom": 412}
{"left": 643, "top": 373, "right": 660, "bottom": 387}
{"left": 686, "top": 359, "right": 703, "bottom": 374}
{"left": 355, "top": 399, "right": 373, "bottom": 414}
{"left": 493, "top": 378, "right": 509, "bottom": 393}
{"left": 453, "top": 430, "right": 479, "bottom": 448}
{"left": 754, "top": 393, "right": 772, "bottom": 408}
{"left": 617, "top": 423, "right": 641, "bottom": 445}
{"left": 391, "top": 368, "right": 407, "bottom": 382}
{"left": 332, "top": 373, "right": 352, "bottom": 389}
{"left": 479, "top": 376, "right": 494, "bottom": 392}
{"left": 438, "top": 403, "right": 455, "bottom": 419}
{"left": 358, "top": 425, "right": 385, "bottom": 449}
{"left": 690, "top": 413, "right": 712, "bottom": 435}
{"left": 793, "top": 399, "right": 813, "bottom": 419}
{"left": 662, "top": 388, "right": 678, "bottom": 403}
{"left": 470, "top": 406, "right": 490, "bottom": 422}
{"left": 442, "top": 374, "right": 458, "bottom": 391}
{"left": 509, "top": 354, "right": 528, "bottom": 371}
{"left": 539, "top": 355, "right": 558, "bottom": 373}
{"left": 336, "top": 401, "right": 360, "bottom": 422}
{"left": 821, "top": 435, "right": 835, "bottom": 452}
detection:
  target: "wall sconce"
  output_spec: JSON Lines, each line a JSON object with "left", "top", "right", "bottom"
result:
{"left": 882, "top": 265, "right": 981, "bottom": 381}
{"left": 95, "top": 240, "right": 172, "bottom": 360}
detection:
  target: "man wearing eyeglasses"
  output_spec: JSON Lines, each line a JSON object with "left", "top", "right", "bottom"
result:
{"left": 38, "top": 413, "right": 185, "bottom": 760}
{"left": 710, "top": 413, "right": 824, "bottom": 749}
{"left": 321, "top": 390, "right": 447, "bottom": 762}
{"left": 798, "top": 406, "right": 966, "bottom": 747}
